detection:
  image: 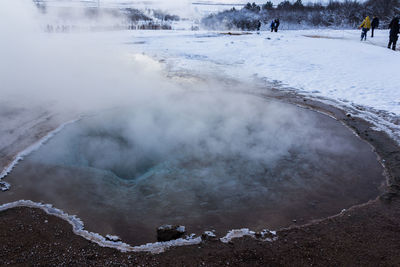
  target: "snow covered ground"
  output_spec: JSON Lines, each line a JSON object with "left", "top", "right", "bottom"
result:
{"left": 124, "top": 29, "right": 399, "bottom": 113}
{"left": 114, "top": 28, "right": 400, "bottom": 141}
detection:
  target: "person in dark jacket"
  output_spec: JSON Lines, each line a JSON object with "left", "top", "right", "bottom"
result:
{"left": 388, "top": 16, "right": 400, "bottom": 51}
{"left": 270, "top": 20, "right": 275, "bottom": 32}
{"left": 274, "top": 18, "right": 280, "bottom": 32}
{"left": 371, "top": 16, "right": 379, "bottom": 37}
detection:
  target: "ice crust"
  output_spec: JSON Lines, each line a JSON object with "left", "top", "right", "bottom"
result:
{"left": 0, "top": 119, "right": 79, "bottom": 191}
{"left": 0, "top": 200, "right": 278, "bottom": 253}
{"left": 0, "top": 200, "right": 202, "bottom": 254}
{"left": 203, "top": 231, "right": 216, "bottom": 237}
{"left": 220, "top": 228, "right": 278, "bottom": 243}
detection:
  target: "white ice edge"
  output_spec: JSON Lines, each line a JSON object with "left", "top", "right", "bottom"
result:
{"left": 0, "top": 200, "right": 202, "bottom": 254}
{"left": 309, "top": 95, "right": 400, "bottom": 146}
{"left": 203, "top": 230, "right": 216, "bottom": 237}
{"left": 106, "top": 234, "right": 122, "bottom": 242}
{"left": 220, "top": 228, "right": 255, "bottom": 243}
{"left": 281, "top": 88, "right": 400, "bottom": 146}
{"left": 0, "top": 200, "right": 277, "bottom": 253}
{"left": 0, "top": 119, "right": 80, "bottom": 191}
{"left": 220, "top": 228, "right": 277, "bottom": 243}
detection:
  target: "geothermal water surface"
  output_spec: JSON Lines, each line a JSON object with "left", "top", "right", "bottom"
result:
{"left": 0, "top": 92, "right": 385, "bottom": 245}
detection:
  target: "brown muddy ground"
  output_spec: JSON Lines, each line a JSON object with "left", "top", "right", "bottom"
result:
{"left": 1, "top": 92, "right": 400, "bottom": 266}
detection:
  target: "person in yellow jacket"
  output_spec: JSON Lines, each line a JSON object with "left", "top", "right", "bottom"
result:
{"left": 358, "top": 15, "right": 371, "bottom": 41}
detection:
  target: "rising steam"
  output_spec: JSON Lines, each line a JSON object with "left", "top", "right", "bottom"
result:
{"left": 0, "top": 0, "right": 330, "bottom": 168}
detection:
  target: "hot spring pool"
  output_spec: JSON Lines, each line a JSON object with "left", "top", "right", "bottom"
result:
{"left": 0, "top": 92, "right": 385, "bottom": 245}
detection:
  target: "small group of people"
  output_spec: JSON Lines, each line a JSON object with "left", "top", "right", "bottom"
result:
{"left": 358, "top": 15, "right": 379, "bottom": 41}
{"left": 358, "top": 15, "right": 400, "bottom": 51}
{"left": 270, "top": 19, "right": 280, "bottom": 32}
{"left": 46, "top": 24, "right": 71, "bottom": 33}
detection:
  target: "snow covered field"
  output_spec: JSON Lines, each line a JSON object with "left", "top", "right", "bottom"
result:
{"left": 124, "top": 29, "right": 399, "bottom": 112}
{"left": 115, "top": 28, "right": 400, "bottom": 141}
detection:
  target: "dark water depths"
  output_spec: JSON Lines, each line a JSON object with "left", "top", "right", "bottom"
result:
{"left": 0, "top": 96, "right": 385, "bottom": 245}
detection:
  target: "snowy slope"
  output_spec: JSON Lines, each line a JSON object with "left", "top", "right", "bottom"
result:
{"left": 125, "top": 29, "right": 399, "bottom": 113}
{"left": 118, "top": 29, "right": 400, "bottom": 140}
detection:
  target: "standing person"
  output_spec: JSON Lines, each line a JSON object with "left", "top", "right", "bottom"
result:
{"left": 270, "top": 20, "right": 275, "bottom": 32}
{"left": 371, "top": 16, "right": 379, "bottom": 37}
{"left": 358, "top": 15, "right": 371, "bottom": 41}
{"left": 388, "top": 16, "right": 400, "bottom": 51}
{"left": 274, "top": 18, "right": 280, "bottom": 32}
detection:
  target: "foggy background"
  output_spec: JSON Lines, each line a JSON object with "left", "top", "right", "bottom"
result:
{"left": 0, "top": 0, "right": 359, "bottom": 178}
{"left": 0, "top": 0, "right": 361, "bottom": 168}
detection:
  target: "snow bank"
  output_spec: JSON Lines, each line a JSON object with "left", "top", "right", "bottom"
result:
{"left": 122, "top": 29, "right": 400, "bottom": 142}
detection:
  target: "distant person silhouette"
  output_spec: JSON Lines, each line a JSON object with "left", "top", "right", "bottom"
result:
{"left": 257, "top": 20, "right": 261, "bottom": 31}
{"left": 388, "top": 16, "right": 399, "bottom": 51}
{"left": 371, "top": 16, "right": 379, "bottom": 37}
{"left": 273, "top": 19, "right": 280, "bottom": 32}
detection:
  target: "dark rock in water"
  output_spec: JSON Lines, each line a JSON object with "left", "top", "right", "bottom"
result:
{"left": 157, "top": 225, "right": 186, "bottom": 242}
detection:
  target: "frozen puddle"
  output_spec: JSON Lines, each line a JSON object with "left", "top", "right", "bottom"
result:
{"left": 0, "top": 91, "right": 385, "bottom": 246}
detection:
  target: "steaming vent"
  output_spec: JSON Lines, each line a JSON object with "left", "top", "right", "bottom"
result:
{"left": 72, "top": 130, "right": 157, "bottom": 181}
{"left": 0, "top": 93, "right": 385, "bottom": 246}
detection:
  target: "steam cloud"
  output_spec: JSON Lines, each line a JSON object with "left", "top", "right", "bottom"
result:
{"left": 0, "top": 0, "right": 355, "bottom": 174}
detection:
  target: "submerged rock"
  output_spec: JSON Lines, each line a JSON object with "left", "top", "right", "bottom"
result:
{"left": 157, "top": 225, "right": 186, "bottom": 242}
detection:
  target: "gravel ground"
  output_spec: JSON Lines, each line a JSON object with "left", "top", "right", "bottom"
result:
{"left": 1, "top": 197, "right": 400, "bottom": 266}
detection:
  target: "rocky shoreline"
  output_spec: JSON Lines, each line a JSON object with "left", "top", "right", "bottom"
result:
{"left": 1, "top": 197, "right": 400, "bottom": 265}
{"left": 1, "top": 90, "right": 400, "bottom": 265}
